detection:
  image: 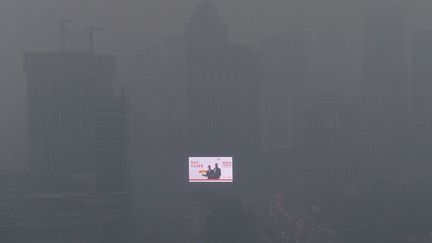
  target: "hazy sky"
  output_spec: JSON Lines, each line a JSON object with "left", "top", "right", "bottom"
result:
{"left": 1, "top": 0, "right": 432, "bottom": 168}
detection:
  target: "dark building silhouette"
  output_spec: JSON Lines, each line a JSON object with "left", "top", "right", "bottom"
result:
{"left": 185, "top": 0, "right": 261, "bottom": 154}
{"left": 412, "top": 30, "right": 432, "bottom": 126}
{"left": 227, "top": 45, "right": 261, "bottom": 151}
{"left": 23, "top": 52, "right": 128, "bottom": 191}
{"left": 260, "top": 31, "right": 309, "bottom": 155}
{"left": 0, "top": 189, "right": 129, "bottom": 243}
{"left": 186, "top": 0, "right": 231, "bottom": 153}
{"left": 411, "top": 30, "right": 432, "bottom": 173}
{"left": 363, "top": 4, "right": 410, "bottom": 160}
{"left": 304, "top": 96, "right": 353, "bottom": 184}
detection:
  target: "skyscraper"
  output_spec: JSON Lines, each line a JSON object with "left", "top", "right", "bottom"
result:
{"left": 23, "top": 52, "right": 128, "bottom": 191}
{"left": 228, "top": 45, "right": 261, "bottom": 151}
{"left": 185, "top": 1, "right": 261, "bottom": 154}
{"left": 412, "top": 30, "right": 432, "bottom": 126}
{"left": 305, "top": 96, "right": 350, "bottom": 183}
{"left": 411, "top": 30, "right": 432, "bottom": 170}
{"left": 363, "top": 3, "right": 410, "bottom": 158}
{"left": 186, "top": 0, "right": 231, "bottom": 153}
{"left": 260, "top": 31, "right": 309, "bottom": 154}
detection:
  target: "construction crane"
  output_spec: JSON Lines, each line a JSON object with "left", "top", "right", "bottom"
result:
{"left": 26, "top": 19, "right": 74, "bottom": 52}
{"left": 84, "top": 26, "right": 104, "bottom": 54}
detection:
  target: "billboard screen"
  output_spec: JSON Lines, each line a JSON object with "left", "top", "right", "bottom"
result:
{"left": 189, "top": 157, "right": 233, "bottom": 183}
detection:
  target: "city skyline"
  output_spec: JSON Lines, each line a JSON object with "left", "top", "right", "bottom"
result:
{"left": 2, "top": 0, "right": 432, "bottom": 167}
{"left": 1, "top": 0, "right": 432, "bottom": 242}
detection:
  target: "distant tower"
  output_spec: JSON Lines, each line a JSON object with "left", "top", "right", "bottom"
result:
{"left": 185, "top": 0, "right": 235, "bottom": 153}
{"left": 185, "top": 0, "right": 228, "bottom": 58}
{"left": 363, "top": 3, "right": 410, "bottom": 158}
{"left": 260, "top": 31, "right": 309, "bottom": 154}
{"left": 412, "top": 30, "right": 432, "bottom": 126}
{"left": 23, "top": 51, "right": 128, "bottom": 191}
{"left": 228, "top": 45, "right": 262, "bottom": 151}
{"left": 305, "top": 96, "right": 348, "bottom": 182}
{"left": 411, "top": 30, "right": 432, "bottom": 168}
{"left": 185, "top": 0, "right": 262, "bottom": 156}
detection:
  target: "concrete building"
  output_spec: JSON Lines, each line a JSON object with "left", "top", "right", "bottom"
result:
{"left": 363, "top": 3, "right": 410, "bottom": 160}
{"left": 185, "top": 1, "right": 261, "bottom": 154}
{"left": 260, "top": 31, "right": 309, "bottom": 155}
{"left": 412, "top": 30, "right": 432, "bottom": 126}
{"left": 410, "top": 30, "right": 432, "bottom": 175}
{"left": 185, "top": 0, "right": 232, "bottom": 153}
{"left": 304, "top": 97, "right": 352, "bottom": 184}
{"left": 23, "top": 52, "right": 128, "bottom": 192}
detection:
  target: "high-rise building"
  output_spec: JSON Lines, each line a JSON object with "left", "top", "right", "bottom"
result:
{"left": 412, "top": 30, "right": 432, "bottom": 126}
{"left": 411, "top": 30, "right": 432, "bottom": 171}
{"left": 363, "top": 3, "right": 410, "bottom": 157}
{"left": 185, "top": 0, "right": 231, "bottom": 153}
{"left": 228, "top": 45, "right": 261, "bottom": 151}
{"left": 304, "top": 97, "right": 351, "bottom": 183}
{"left": 185, "top": 1, "right": 228, "bottom": 60}
{"left": 23, "top": 52, "right": 128, "bottom": 191}
{"left": 185, "top": 1, "right": 261, "bottom": 154}
{"left": 260, "top": 31, "right": 309, "bottom": 153}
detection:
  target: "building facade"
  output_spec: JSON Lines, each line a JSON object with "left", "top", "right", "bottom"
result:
{"left": 363, "top": 4, "right": 410, "bottom": 159}
{"left": 185, "top": 1, "right": 261, "bottom": 155}
{"left": 23, "top": 52, "right": 128, "bottom": 191}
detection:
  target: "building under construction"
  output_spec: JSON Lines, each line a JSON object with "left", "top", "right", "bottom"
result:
{"left": 22, "top": 50, "right": 128, "bottom": 192}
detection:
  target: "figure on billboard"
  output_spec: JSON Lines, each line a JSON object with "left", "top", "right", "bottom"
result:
{"left": 203, "top": 165, "right": 215, "bottom": 179}
{"left": 202, "top": 164, "right": 221, "bottom": 179}
{"left": 214, "top": 163, "right": 221, "bottom": 179}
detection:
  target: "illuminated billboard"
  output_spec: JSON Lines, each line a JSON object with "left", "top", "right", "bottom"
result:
{"left": 189, "top": 157, "right": 233, "bottom": 183}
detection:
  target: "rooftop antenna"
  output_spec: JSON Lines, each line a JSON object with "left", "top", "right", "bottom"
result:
{"left": 26, "top": 19, "right": 74, "bottom": 52}
{"left": 84, "top": 26, "right": 104, "bottom": 54}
